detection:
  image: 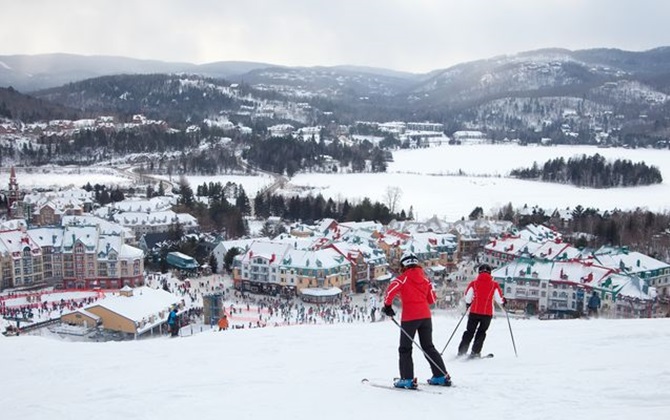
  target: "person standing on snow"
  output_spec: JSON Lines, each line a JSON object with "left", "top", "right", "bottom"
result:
{"left": 587, "top": 291, "right": 601, "bottom": 317}
{"left": 217, "top": 314, "right": 229, "bottom": 331}
{"left": 382, "top": 251, "right": 451, "bottom": 389}
{"left": 457, "top": 264, "right": 505, "bottom": 358}
{"left": 167, "top": 307, "right": 179, "bottom": 337}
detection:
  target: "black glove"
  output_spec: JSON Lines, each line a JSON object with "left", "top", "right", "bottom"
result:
{"left": 465, "top": 303, "right": 471, "bottom": 309}
{"left": 382, "top": 305, "right": 396, "bottom": 317}
{"left": 501, "top": 297, "right": 507, "bottom": 307}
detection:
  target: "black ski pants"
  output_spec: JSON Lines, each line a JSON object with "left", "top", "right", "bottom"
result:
{"left": 398, "top": 318, "right": 447, "bottom": 379}
{"left": 458, "top": 313, "right": 492, "bottom": 355}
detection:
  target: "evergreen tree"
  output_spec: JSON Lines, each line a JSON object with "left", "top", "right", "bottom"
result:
{"left": 224, "top": 248, "right": 242, "bottom": 272}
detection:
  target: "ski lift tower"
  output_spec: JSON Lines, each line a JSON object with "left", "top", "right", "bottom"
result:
{"left": 203, "top": 293, "right": 224, "bottom": 327}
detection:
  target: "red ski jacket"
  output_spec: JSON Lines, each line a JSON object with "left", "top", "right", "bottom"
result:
{"left": 464, "top": 272, "right": 504, "bottom": 316}
{"left": 384, "top": 267, "right": 436, "bottom": 321}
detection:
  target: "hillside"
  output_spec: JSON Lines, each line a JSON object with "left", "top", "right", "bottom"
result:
{"left": 408, "top": 47, "right": 670, "bottom": 107}
{"left": 33, "top": 73, "right": 301, "bottom": 124}
{"left": 0, "top": 86, "right": 80, "bottom": 122}
{"left": 3, "top": 316, "right": 669, "bottom": 420}
{"left": 0, "top": 53, "right": 276, "bottom": 92}
{"left": 4, "top": 47, "right": 670, "bottom": 143}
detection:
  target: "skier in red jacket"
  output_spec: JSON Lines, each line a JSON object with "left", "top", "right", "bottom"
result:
{"left": 382, "top": 251, "right": 451, "bottom": 389}
{"left": 457, "top": 264, "right": 505, "bottom": 358}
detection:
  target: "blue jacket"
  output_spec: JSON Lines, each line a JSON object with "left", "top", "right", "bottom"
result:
{"left": 587, "top": 293, "right": 601, "bottom": 309}
{"left": 168, "top": 310, "right": 177, "bottom": 325}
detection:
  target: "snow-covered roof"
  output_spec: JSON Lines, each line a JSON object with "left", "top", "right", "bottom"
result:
{"left": 62, "top": 215, "right": 133, "bottom": 237}
{"left": 22, "top": 188, "right": 94, "bottom": 205}
{"left": 518, "top": 224, "right": 562, "bottom": 242}
{"left": 213, "top": 237, "right": 269, "bottom": 254}
{"left": 300, "top": 287, "right": 342, "bottom": 297}
{"left": 97, "top": 196, "right": 176, "bottom": 215}
{"left": 112, "top": 210, "right": 198, "bottom": 227}
{"left": 0, "top": 219, "right": 27, "bottom": 231}
{"left": 271, "top": 233, "right": 319, "bottom": 250}
{"left": 0, "top": 229, "right": 41, "bottom": 255}
{"left": 28, "top": 227, "right": 64, "bottom": 247}
{"left": 282, "top": 247, "right": 347, "bottom": 269}
{"left": 63, "top": 308, "right": 101, "bottom": 321}
{"left": 485, "top": 236, "right": 541, "bottom": 257}
{"left": 62, "top": 226, "right": 99, "bottom": 250}
{"left": 493, "top": 259, "right": 653, "bottom": 300}
{"left": 592, "top": 248, "right": 670, "bottom": 274}
{"left": 87, "top": 287, "right": 180, "bottom": 332}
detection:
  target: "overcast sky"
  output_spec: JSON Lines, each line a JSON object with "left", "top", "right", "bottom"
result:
{"left": 2, "top": 0, "right": 669, "bottom": 73}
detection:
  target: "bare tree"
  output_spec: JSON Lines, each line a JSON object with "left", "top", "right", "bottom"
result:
{"left": 383, "top": 186, "right": 403, "bottom": 214}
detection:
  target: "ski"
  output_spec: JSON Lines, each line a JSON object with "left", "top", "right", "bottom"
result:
{"left": 361, "top": 378, "right": 445, "bottom": 394}
{"left": 463, "top": 353, "right": 494, "bottom": 360}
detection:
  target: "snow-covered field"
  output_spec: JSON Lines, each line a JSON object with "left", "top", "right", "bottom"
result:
{"left": 290, "top": 144, "right": 670, "bottom": 219}
{"left": 9, "top": 144, "right": 670, "bottom": 220}
{"left": 4, "top": 166, "right": 135, "bottom": 189}
{"left": 1, "top": 314, "right": 668, "bottom": 420}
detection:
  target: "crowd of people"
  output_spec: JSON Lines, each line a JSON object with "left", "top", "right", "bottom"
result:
{"left": 1, "top": 269, "right": 414, "bottom": 339}
{"left": 1, "top": 290, "right": 104, "bottom": 328}
{"left": 146, "top": 271, "right": 392, "bottom": 332}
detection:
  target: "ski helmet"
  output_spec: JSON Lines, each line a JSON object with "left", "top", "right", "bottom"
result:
{"left": 478, "top": 263, "right": 492, "bottom": 273}
{"left": 400, "top": 251, "right": 419, "bottom": 268}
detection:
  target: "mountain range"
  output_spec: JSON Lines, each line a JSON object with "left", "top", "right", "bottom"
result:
{"left": 2, "top": 47, "right": 670, "bottom": 141}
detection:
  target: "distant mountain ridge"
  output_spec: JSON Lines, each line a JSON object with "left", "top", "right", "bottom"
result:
{"left": 0, "top": 53, "right": 278, "bottom": 92}
{"left": 3, "top": 47, "right": 670, "bottom": 145}
{"left": 406, "top": 47, "right": 670, "bottom": 109}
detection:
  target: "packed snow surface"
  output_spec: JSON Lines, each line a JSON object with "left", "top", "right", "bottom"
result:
{"left": 1, "top": 315, "right": 669, "bottom": 420}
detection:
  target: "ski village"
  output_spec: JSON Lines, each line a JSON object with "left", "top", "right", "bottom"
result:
{"left": 1, "top": 158, "right": 668, "bottom": 341}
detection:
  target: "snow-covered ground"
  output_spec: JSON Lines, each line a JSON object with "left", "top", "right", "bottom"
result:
{"left": 290, "top": 144, "right": 670, "bottom": 219}
{"left": 4, "top": 166, "right": 135, "bottom": 189}
{"left": 1, "top": 314, "right": 668, "bottom": 420}
{"left": 9, "top": 144, "right": 670, "bottom": 220}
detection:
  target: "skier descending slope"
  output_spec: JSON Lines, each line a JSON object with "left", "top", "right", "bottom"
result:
{"left": 382, "top": 251, "right": 451, "bottom": 389}
{"left": 457, "top": 264, "right": 505, "bottom": 358}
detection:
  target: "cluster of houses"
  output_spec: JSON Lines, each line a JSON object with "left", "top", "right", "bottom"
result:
{"left": 213, "top": 219, "right": 667, "bottom": 318}
{"left": 0, "top": 217, "right": 144, "bottom": 291}
{"left": 0, "top": 114, "right": 168, "bottom": 137}
{"left": 0, "top": 170, "right": 198, "bottom": 291}
{"left": 481, "top": 224, "right": 669, "bottom": 318}
{"left": 2, "top": 166, "right": 668, "bottom": 320}
{"left": 212, "top": 217, "right": 512, "bottom": 303}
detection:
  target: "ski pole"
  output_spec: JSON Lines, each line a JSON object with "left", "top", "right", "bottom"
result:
{"left": 439, "top": 308, "right": 468, "bottom": 356}
{"left": 390, "top": 317, "right": 449, "bottom": 378}
{"left": 502, "top": 307, "right": 518, "bottom": 357}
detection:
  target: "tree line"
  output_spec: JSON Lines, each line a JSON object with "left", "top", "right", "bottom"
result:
{"left": 253, "top": 192, "right": 408, "bottom": 225}
{"left": 510, "top": 154, "right": 662, "bottom": 188}
{"left": 243, "top": 135, "right": 388, "bottom": 177}
{"left": 171, "top": 179, "right": 250, "bottom": 238}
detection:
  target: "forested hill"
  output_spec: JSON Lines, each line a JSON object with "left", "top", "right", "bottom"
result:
{"left": 0, "top": 86, "right": 80, "bottom": 122}
{"left": 33, "top": 74, "right": 285, "bottom": 124}
{"left": 510, "top": 154, "right": 663, "bottom": 188}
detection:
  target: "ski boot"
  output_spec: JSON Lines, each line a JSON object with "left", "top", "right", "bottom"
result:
{"left": 393, "top": 378, "right": 418, "bottom": 389}
{"left": 427, "top": 374, "right": 452, "bottom": 386}
{"left": 469, "top": 352, "right": 481, "bottom": 359}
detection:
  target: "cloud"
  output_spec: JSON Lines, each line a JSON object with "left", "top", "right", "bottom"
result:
{"left": 2, "top": 0, "right": 669, "bottom": 72}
